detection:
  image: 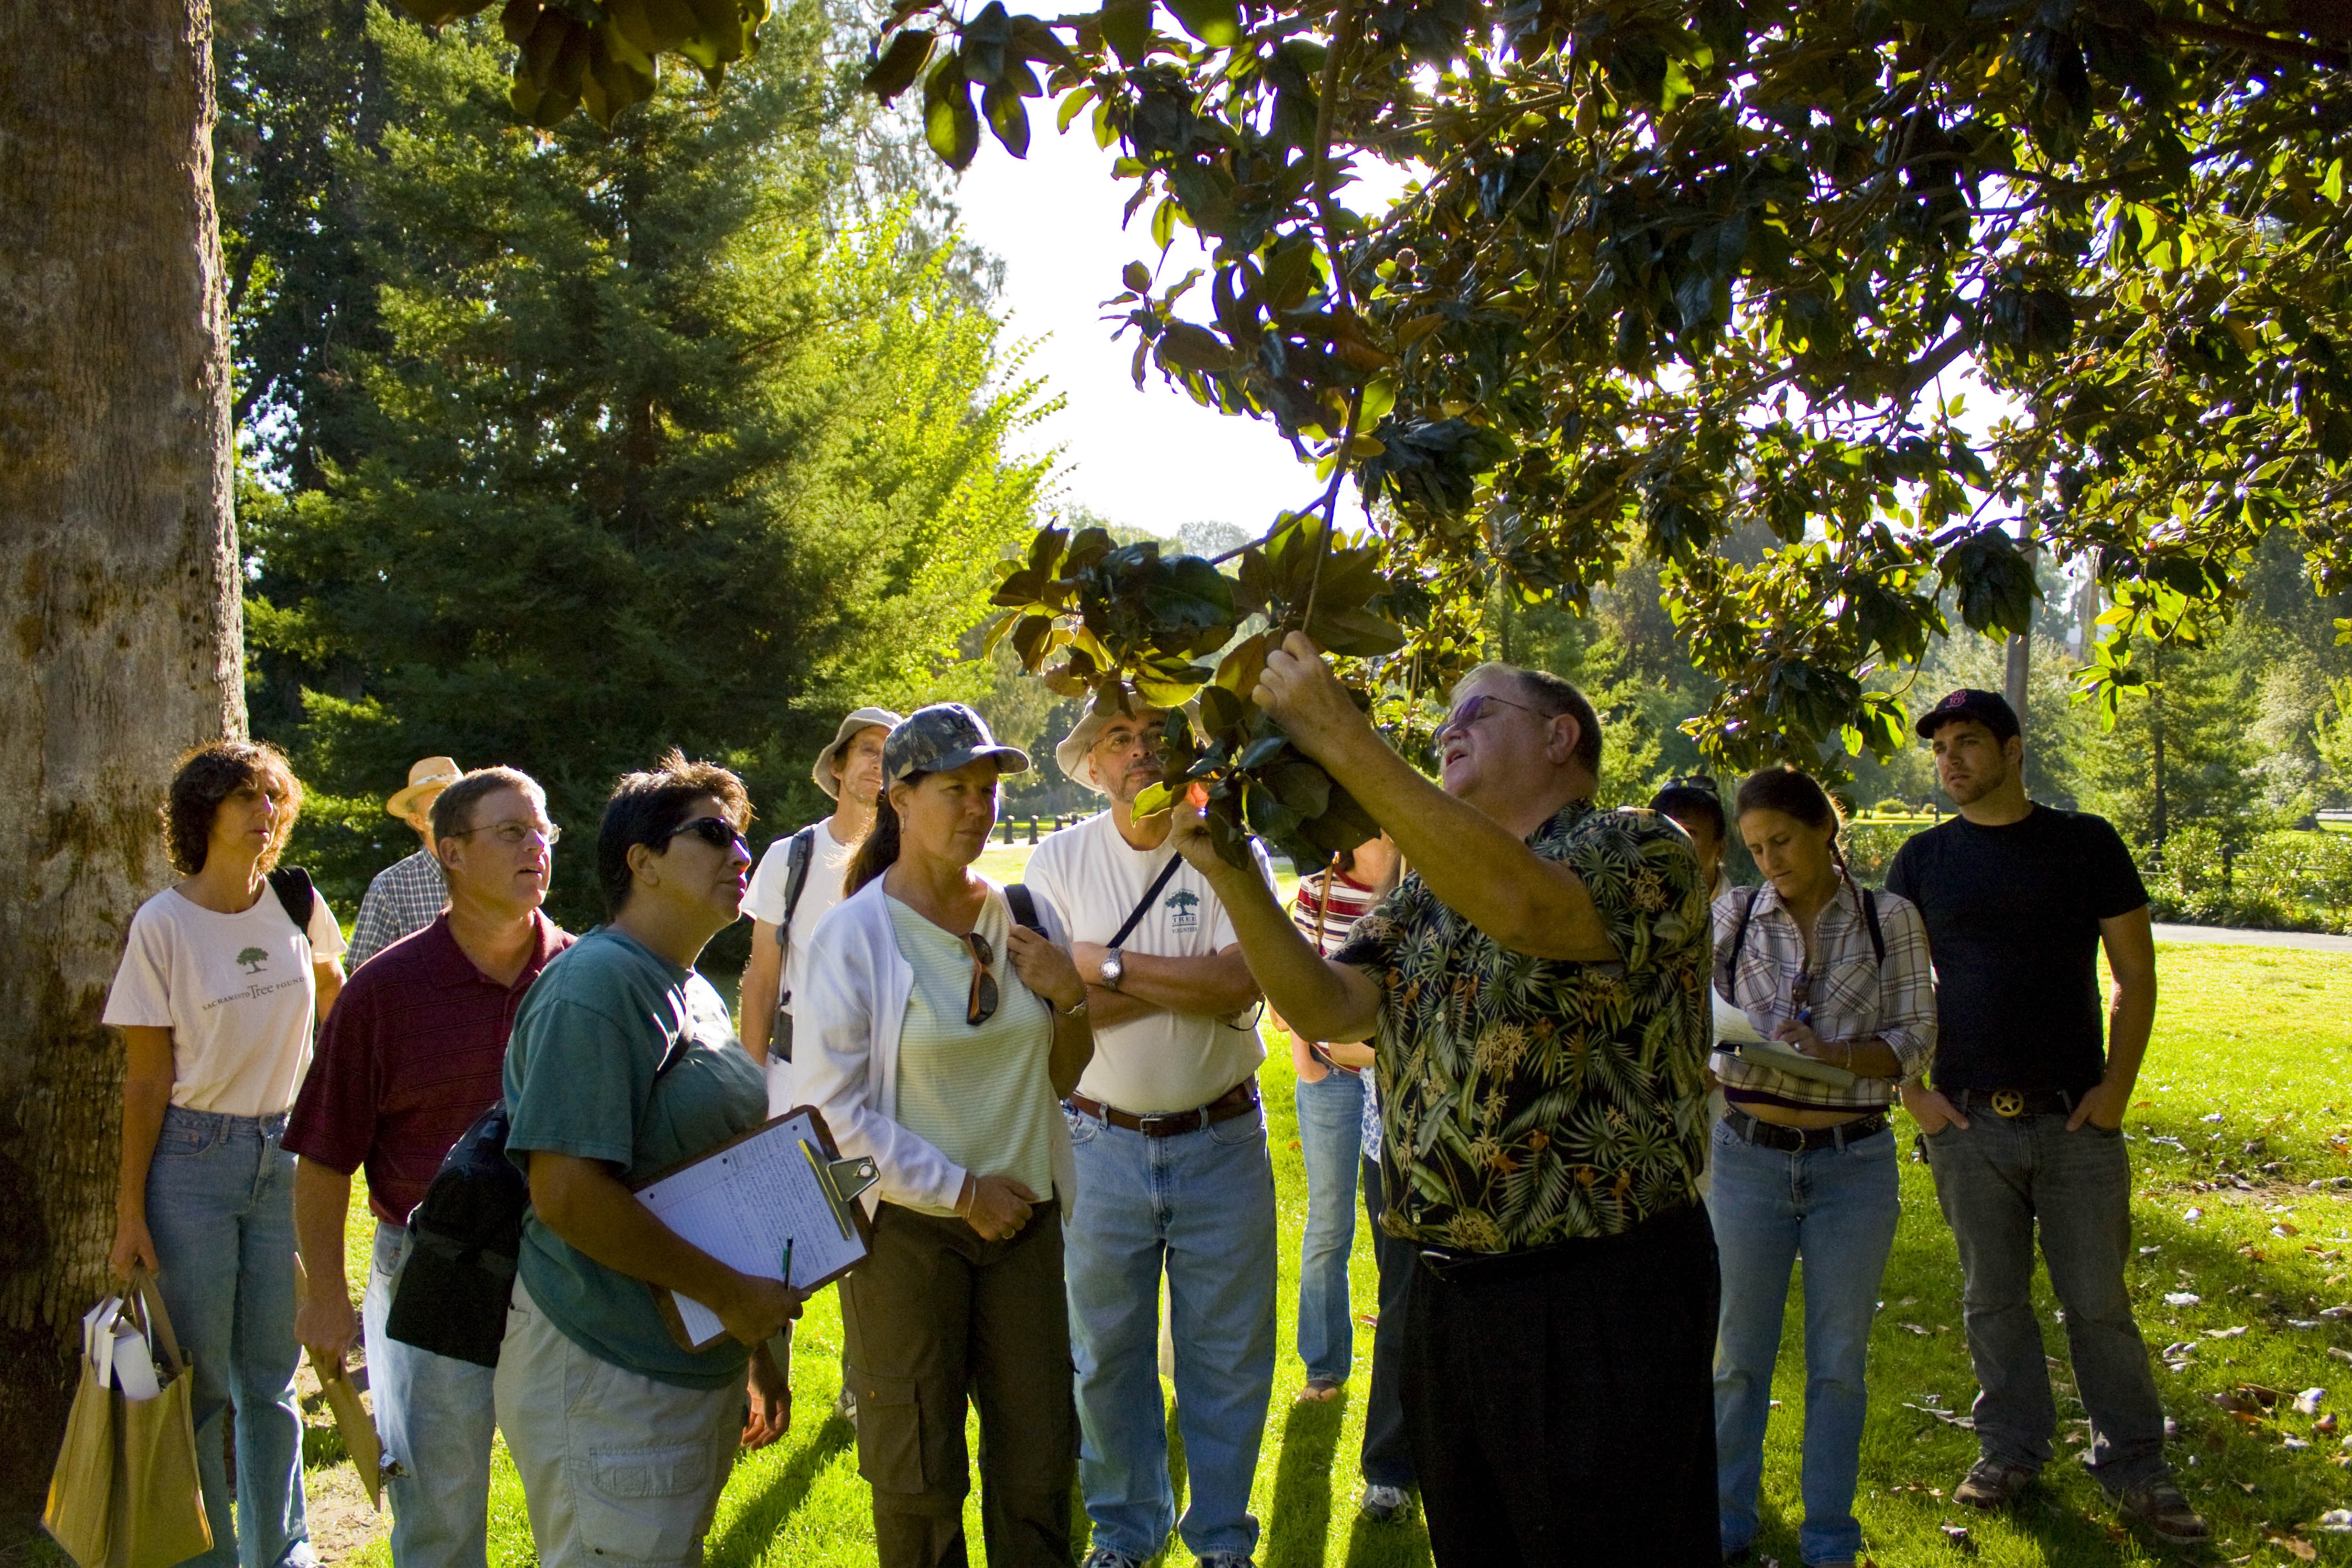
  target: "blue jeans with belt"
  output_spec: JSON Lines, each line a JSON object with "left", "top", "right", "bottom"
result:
{"left": 144, "top": 1106, "right": 313, "bottom": 1568}
{"left": 1293, "top": 1066, "right": 1366, "bottom": 1384}
{"left": 1707, "top": 1118, "right": 1901, "bottom": 1567}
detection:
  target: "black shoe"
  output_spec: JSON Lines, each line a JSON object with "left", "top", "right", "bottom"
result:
{"left": 1953, "top": 1457, "right": 2037, "bottom": 1509}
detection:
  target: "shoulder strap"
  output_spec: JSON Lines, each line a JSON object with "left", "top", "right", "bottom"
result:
{"left": 1004, "top": 883, "right": 1044, "bottom": 933}
{"left": 1110, "top": 854, "right": 1186, "bottom": 951}
{"left": 775, "top": 825, "right": 818, "bottom": 947}
{"left": 1726, "top": 883, "right": 1765, "bottom": 979}
{"left": 1861, "top": 886, "right": 1886, "bottom": 966}
{"left": 268, "top": 865, "right": 317, "bottom": 937}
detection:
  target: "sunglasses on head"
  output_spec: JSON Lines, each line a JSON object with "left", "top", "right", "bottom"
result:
{"left": 964, "top": 930, "right": 999, "bottom": 1027}
{"left": 656, "top": 815, "right": 748, "bottom": 854}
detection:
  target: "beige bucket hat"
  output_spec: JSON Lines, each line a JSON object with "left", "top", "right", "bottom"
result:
{"left": 386, "top": 756, "right": 462, "bottom": 819}
{"left": 1053, "top": 687, "right": 1170, "bottom": 796}
{"left": 814, "top": 707, "right": 907, "bottom": 799}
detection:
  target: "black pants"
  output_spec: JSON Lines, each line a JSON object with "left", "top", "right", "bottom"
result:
{"left": 1358, "top": 1154, "right": 1417, "bottom": 1489}
{"left": 1402, "top": 1202, "right": 1720, "bottom": 1566}
{"left": 840, "top": 1200, "right": 1076, "bottom": 1568}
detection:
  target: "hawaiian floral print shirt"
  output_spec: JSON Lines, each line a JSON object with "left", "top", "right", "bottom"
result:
{"left": 1332, "top": 800, "right": 1712, "bottom": 1251}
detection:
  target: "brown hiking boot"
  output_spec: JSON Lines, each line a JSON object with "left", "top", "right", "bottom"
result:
{"left": 2116, "top": 1479, "right": 2211, "bottom": 1545}
{"left": 1952, "top": 1457, "right": 2038, "bottom": 1509}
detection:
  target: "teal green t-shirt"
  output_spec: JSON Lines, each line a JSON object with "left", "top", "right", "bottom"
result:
{"left": 503, "top": 925, "right": 767, "bottom": 1388}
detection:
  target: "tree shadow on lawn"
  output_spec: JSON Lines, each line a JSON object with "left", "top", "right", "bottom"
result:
{"left": 705, "top": 1411, "right": 857, "bottom": 1568}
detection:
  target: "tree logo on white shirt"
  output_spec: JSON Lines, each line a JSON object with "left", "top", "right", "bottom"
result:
{"left": 1164, "top": 888, "right": 1199, "bottom": 932}
{"left": 236, "top": 946, "right": 270, "bottom": 974}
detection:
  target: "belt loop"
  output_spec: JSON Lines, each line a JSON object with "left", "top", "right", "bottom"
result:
{"left": 1832, "top": 1121, "right": 1849, "bottom": 1152}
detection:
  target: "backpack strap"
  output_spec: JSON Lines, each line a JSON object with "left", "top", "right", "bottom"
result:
{"left": 268, "top": 865, "right": 318, "bottom": 938}
{"left": 774, "top": 825, "right": 818, "bottom": 949}
{"left": 1004, "top": 884, "right": 1044, "bottom": 933}
{"left": 1724, "top": 882, "right": 1765, "bottom": 984}
{"left": 1109, "top": 855, "right": 1186, "bottom": 951}
{"left": 1860, "top": 886, "right": 1886, "bottom": 966}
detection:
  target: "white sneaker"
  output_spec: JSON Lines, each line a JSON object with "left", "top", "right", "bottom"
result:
{"left": 1081, "top": 1550, "right": 1144, "bottom": 1568}
{"left": 1360, "top": 1484, "right": 1410, "bottom": 1522}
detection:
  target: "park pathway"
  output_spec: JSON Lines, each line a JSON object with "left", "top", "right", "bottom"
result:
{"left": 2154, "top": 922, "right": 2352, "bottom": 952}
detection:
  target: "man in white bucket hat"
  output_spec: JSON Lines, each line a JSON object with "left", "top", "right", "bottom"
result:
{"left": 349, "top": 755, "right": 462, "bottom": 969}
{"left": 1023, "top": 686, "right": 1278, "bottom": 1568}
{"left": 741, "top": 706, "right": 904, "bottom": 1108}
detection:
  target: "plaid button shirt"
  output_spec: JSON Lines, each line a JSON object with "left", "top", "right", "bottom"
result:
{"left": 348, "top": 847, "right": 449, "bottom": 971}
{"left": 1709, "top": 878, "right": 1936, "bottom": 1111}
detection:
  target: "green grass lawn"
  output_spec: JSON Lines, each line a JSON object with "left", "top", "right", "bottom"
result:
{"left": 310, "top": 874, "right": 2352, "bottom": 1566}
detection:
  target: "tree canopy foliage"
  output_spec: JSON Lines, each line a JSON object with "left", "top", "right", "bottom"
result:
{"left": 237, "top": 3, "right": 1051, "bottom": 925}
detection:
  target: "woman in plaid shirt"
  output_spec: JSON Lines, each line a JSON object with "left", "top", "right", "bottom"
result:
{"left": 1709, "top": 769, "right": 1936, "bottom": 1568}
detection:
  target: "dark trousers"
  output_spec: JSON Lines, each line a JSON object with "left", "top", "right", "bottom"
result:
{"left": 1402, "top": 1202, "right": 1720, "bottom": 1567}
{"left": 840, "top": 1200, "right": 1076, "bottom": 1568}
{"left": 1358, "top": 1154, "right": 1416, "bottom": 1489}
{"left": 1924, "top": 1113, "right": 2170, "bottom": 1491}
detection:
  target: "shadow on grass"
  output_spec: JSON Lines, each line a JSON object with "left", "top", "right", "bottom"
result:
{"left": 705, "top": 1412, "right": 856, "bottom": 1568}
{"left": 1264, "top": 1393, "right": 1344, "bottom": 1568}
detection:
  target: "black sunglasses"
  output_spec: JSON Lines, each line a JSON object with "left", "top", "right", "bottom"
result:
{"left": 965, "top": 931, "right": 999, "bottom": 1027}
{"left": 656, "top": 815, "right": 748, "bottom": 854}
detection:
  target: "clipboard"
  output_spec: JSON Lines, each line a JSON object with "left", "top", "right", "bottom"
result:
{"left": 630, "top": 1103, "right": 880, "bottom": 1352}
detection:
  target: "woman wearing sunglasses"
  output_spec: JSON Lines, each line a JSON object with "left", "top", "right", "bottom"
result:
{"left": 1709, "top": 768, "right": 1936, "bottom": 1568}
{"left": 798, "top": 704, "right": 1094, "bottom": 1568}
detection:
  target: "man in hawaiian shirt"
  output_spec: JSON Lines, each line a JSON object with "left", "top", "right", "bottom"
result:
{"left": 1170, "top": 640, "right": 1716, "bottom": 1566}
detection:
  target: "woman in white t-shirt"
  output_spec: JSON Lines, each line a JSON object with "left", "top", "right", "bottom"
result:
{"left": 103, "top": 740, "right": 348, "bottom": 1568}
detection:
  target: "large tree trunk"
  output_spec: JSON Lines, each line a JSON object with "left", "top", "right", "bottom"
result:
{"left": 0, "top": 0, "right": 242, "bottom": 1525}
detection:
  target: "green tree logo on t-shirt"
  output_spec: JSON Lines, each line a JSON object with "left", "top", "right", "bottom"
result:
{"left": 235, "top": 946, "right": 270, "bottom": 974}
{"left": 1166, "top": 888, "right": 1200, "bottom": 932}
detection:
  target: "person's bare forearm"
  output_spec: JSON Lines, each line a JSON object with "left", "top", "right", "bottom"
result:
{"left": 116, "top": 1077, "right": 170, "bottom": 1227}
{"left": 741, "top": 928, "right": 782, "bottom": 1061}
{"left": 1048, "top": 1008, "right": 1095, "bottom": 1099}
{"left": 314, "top": 960, "right": 344, "bottom": 1022}
{"left": 1084, "top": 986, "right": 1157, "bottom": 1028}
{"left": 1196, "top": 856, "right": 1380, "bottom": 1044}
{"left": 529, "top": 1152, "right": 755, "bottom": 1303}
{"left": 2105, "top": 977, "right": 2155, "bottom": 1085}
{"left": 293, "top": 1161, "right": 352, "bottom": 1295}
{"left": 1107, "top": 946, "right": 1260, "bottom": 1016}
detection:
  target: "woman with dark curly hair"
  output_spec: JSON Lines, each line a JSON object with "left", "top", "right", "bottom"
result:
{"left": 103, "top": 738, "right": 347, "bottom": 1568}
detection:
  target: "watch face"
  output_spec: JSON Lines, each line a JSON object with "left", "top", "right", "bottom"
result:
{"left": 1102, "top": 954, "right": 1122, "bottom": 988}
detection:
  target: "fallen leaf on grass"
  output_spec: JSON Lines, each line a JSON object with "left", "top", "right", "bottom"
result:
{"left": 2294, "top": 1387, "right": 2327, "bottom": 1415}
{"left": 2264, "top": 1530, "right": 2318, "bottom": 1561}
{"left": 1938, "top": 1521, "right": 1976, "bottom": 1553}
{"left": 2316, "top": 1412, "right": 2339, "bottom": 1435}
{"left": 1899, "top": 1322, "right": 1931, "bottom": 1336}
{"left": 2275, "top": 1222, "right": 2301, "bottom": 1237}
{"left": 2166, "top": 1292, "right": 2204, "bottom": 1306}
{"left": 2329, "top": 1348, "right": 2352, "bottom": 1365}
{"left": 2207, "top": 1325, "right": 2249, "bottom": 1338}
{"left": 2186, "top": 1207, "right": 2205, "bottom": 1222}
{"left": 2316, "top": 1509, "right": 2352, "bottom": 1532}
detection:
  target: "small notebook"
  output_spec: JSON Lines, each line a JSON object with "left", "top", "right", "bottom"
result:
{"left": 631, "top": 1105, "right": 878, "bottom": 1351}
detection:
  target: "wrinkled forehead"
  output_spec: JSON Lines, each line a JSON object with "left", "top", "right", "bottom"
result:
{"left": 1450, "top": 668, "right": 1522, "bottom": 707}
{"left": 1097, "top": 706, "right": 1169, "bottom": 734}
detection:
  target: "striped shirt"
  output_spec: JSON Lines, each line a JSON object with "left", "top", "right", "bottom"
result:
{"left": 1291, "top": 868, "right": 1381, "bottom": 1080}
{"left": 1710, "top": 878, "right": 1936, "bottom": 1112}
{"left": 349, "top": 847, "right": 448, "bottom": 970}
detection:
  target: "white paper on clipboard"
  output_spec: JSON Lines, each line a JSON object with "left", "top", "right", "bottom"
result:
{"left": 633, "top": 1107, "right": 869, "bottom": 1347}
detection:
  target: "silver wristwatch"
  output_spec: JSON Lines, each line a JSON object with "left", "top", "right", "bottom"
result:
{"left": 1098, "top": 949, "right": 1125, "bottom": 991}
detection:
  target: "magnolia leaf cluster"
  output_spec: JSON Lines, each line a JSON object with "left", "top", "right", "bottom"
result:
{"left": 390, "top": 0, "right": 770, "bottom": 125}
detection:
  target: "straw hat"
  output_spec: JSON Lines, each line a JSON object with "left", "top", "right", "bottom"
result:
{"left": 1053, "top": 687, "right": 1169, "bottom": 796}
{"left": 386, "top": 756, "right": 462, "bottom": 820}
{"left": 814, "top": 707, "right": 906, "bottom": 799}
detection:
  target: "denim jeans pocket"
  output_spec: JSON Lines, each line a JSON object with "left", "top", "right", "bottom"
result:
{"left": 570, "top": 1442, "right": 716, "bottom": 1566}
{"left": 1061, "top": 1104, "right": 1099, "bottom": 1146}
{"left": 152, "top": 1119, "right": 216, "bottom": 1160}
{"left": 850, "top": 1370, "right": 925, "bottom": 1494}
{"left": 1207, "top": 1106, "right": 1267, "bottom": 1147}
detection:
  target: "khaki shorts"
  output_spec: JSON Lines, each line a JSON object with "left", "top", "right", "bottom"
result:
{"left": 493, "top": 1278, "right": 742, "bottom": 1568}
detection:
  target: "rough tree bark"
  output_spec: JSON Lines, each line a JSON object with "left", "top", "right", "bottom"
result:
{"left": 0, "top": 0, "right": 242, "bottom": 1526}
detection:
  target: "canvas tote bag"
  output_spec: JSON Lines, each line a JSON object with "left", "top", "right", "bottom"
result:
{"left": 43, "top": 1266, "right": 212, "bottom": 1568}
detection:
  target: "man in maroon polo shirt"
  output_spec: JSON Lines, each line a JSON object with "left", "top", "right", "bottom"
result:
{"left": 288, "top": 766, "right": 571, "bottom": 1568}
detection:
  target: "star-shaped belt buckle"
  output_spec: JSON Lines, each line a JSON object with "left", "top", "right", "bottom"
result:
{"left": 1990, "top": 1091, "right": 2025, "bottom": 1118}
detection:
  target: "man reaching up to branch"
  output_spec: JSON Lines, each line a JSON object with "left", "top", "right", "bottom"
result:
{"left": 1168, "top": 639, "right": 1719, "bottom": 1567}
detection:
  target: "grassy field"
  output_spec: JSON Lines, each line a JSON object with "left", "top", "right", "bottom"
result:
{"left": 301, "top": 864, "right": 2352, "bottom": 1567}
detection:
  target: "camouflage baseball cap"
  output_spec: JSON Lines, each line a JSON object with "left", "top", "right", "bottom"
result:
{"left": 883, "top": 704, "right": 1030, "bottom": 788}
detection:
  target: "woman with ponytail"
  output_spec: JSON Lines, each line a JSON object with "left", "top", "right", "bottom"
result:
{"left": 796, "top": 704, "right": 1095, "bottom": 1568}
{"left": 1708, "top": 767, "right": 1937, "bottom": 1568}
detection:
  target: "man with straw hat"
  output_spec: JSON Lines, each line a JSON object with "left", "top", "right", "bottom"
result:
{"left": 1023, "top": 686, "right": 1277, "bottom": 1568}
{"left": 741, "top": 706, "right": 904, "bottom": 1109}
{"left": 349, "top": 755, "right": 461, "bottom": 969}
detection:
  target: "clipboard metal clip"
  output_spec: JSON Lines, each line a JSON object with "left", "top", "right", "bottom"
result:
{"left": 827, "top": 1156, "right": 879, "bottom": 1205}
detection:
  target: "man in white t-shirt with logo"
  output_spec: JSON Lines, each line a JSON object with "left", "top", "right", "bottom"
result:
{"left": 1023, "top": 688, "right": 1277, "bottom": 1568}
{"left": 740, "top": 706, "right": 901, "bottom": 1110}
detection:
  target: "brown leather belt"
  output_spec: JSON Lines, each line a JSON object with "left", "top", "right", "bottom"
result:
{"left": 1066, "top": 1077, "right": 1259, "bottom": 1138}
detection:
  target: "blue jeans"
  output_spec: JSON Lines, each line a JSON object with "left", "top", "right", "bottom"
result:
{"left": 144, "top": 1107, "right": 312, "bottom": 1568}
{"left": 1293, "top": 1068, "right": 1365, "bottom": 1383}
{"left": 363, "top": 1222, "right": 498, "bottom": 1568}
{"left": 1064, "top": 1099, "right": 1278, "bottom": 1561}
{"left": 1924, "top": 1112, "right": 2170, "bottom": 1492}
{"left": 1707, "top": 1120, "right": 1901, "bottom": 1567}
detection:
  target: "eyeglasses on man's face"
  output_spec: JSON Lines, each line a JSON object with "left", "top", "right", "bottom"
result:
{"left": 657, "top": 815, "right": 749, "bottom": 855}
{"left": 1431, "top": 692, "right": 1542, "bottom": 748}
{"left": 450, "top": 819, "right": 561, "bottom": 847}
{"left": 1095, "top": 723, "right": 1167, "bottom": 756}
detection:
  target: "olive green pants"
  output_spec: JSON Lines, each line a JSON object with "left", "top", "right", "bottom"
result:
{"left": 841, "top": 1200, "right": 1076, "bottom": 1568}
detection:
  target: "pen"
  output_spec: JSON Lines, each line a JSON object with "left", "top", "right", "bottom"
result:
{"left": 780, "top": 1236, "right": 794, "bottom": 1289}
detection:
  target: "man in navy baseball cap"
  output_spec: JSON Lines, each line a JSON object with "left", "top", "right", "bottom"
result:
{"left": 1915, "top": 687, "right": 2021, "bottom": 742}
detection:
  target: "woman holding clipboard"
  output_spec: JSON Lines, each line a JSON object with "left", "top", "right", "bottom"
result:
{"left": 1708, "top": 767, "right": 1937, "bottom": 1568}
{"left": 797, "top": 705, "right": 1094, "bottom": 1568}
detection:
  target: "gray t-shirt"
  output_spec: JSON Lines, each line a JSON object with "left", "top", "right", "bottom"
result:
{"left": 503, "top": 925, "right": 767, "bottom": 1389}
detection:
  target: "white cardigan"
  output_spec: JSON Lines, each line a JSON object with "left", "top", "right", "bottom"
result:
{"left": 795, "top": 874, "right": 1080, "bottom": 1219}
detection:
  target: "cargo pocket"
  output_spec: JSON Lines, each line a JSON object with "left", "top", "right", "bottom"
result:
{"left": 570, "top": 1440, "right": 718, "bottom": 1567}
{"left": 850, "top": 1369, "right": 925, "bottom": 1495}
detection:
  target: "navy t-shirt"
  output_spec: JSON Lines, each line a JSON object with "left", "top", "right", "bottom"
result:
{"left": 1885, "top": 805, "right": 2149, "bottom": 1096}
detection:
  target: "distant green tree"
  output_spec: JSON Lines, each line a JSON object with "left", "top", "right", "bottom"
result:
{"left": 245, "top": 7, "right": 1050, "bottom": 928}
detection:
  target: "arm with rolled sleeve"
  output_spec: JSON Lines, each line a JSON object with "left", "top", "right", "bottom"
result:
{"left": 792, "top": 894, "right": 967, "bottom": 1215}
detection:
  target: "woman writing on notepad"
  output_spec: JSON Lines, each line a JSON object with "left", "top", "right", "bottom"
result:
{"left": 798, "top": 704, "right": 1093, "bottom": 1568}
{"left": 1707, "top": 766, "right": 1937, "bottom": 1568}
